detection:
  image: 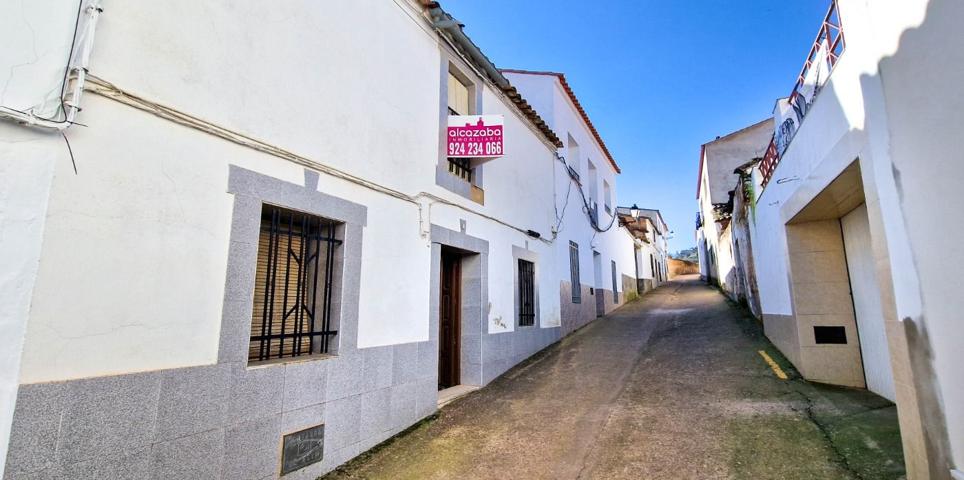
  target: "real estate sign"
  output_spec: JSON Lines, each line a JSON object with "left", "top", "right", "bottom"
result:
{"left": 447, "top": 115, "right": 505, "bottom": 158}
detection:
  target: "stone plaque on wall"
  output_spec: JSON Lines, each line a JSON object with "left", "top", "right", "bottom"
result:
{"left": 281, "top": 424, "right": 325, "bottom": 475}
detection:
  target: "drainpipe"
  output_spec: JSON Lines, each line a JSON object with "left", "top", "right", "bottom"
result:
{"left": 0, "top": 0, "right": 103, "bottom": 130}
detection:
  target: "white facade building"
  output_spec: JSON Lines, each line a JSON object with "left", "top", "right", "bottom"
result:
{"left": 728, "top": 1, "right": 964, "bottom": 478}
{"left": 0, "top": 1, "right": 658, "bottom": 478}
{"left": 695, "top": 119, "right": 773, "bottom": 291}
{"left": 504, "top": 70, "right": 644, "bottom": 325}
{"left": 634, "top": 208, "right": 671, "bottom": 290}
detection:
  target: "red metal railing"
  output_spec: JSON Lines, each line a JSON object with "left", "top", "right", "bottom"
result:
{"left": 788, "top": 1, "right": 846, "bottom": 108}
{"left": 759, "top": 139, "right": 780, "bottom": 188}
{"left": 759, "top": 0, "right": 845, "bottom": 189}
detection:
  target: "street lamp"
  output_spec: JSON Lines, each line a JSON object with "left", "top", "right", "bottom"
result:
{"left": 630, "top": 204, "right": 640, "bottom": 220}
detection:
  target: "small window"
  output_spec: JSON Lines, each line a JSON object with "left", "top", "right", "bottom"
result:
{"left": 446, "top": 71, "right": 474, "bottom": 183}
{"left": 567, "top": 133, "right": 581, "bottom": 181}
{"left": 447, "top": 72, "right": 470, "bottom": 116}
{"left": 518, "top": 259, "right": 535, "bottom": 327}
{"left": 611, "top": 260, "right": 619, "bottom": 303}
{"left": 249, "top": 204, "right": 341, "bottom": 363}
{"left": 603, "top": 181, "right": 612, "bottom": 214}
{"left": 569, "top": 241, "right": 581, "bottom": 303}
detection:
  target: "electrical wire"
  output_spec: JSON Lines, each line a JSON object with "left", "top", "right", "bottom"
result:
{"left": 61, "top": 131, "right": 77, "bottom": 174}
{"left": 554, "top": 153, "right": 619, "bottom": 233}
{"left": 1, "top": 0, "right": 85, "bottom": 124}
{"left": 552, "top": 156, "right": 573, "bottom": 234}
{"left": 83, "top": 75, "right": 553, "bottom": 243}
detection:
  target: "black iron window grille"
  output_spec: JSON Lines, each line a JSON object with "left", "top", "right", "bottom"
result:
{"left": 249, "top": 204, "right": 341, "bottom": 363}
{"left": 569, "top": 241, "right": 581, "bottom": 303}
{"left": 448, "top": 157, "right": 473, "bottom": 183}
{"left": 518, "top": 259, "right": 535, "bottom": 327}
{"left": 611, "top": 260, "right": 619, "bottom": 303}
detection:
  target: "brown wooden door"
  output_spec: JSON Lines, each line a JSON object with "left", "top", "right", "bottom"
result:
{"left": 439, "top": 250, "right": 461, "bottom": 389}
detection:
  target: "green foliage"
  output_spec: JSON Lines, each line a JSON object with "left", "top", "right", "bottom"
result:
{"left": 744, "top": 178, "right": 757, "bottom": 224}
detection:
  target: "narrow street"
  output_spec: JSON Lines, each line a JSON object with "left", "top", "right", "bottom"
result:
{"left": 325, "top": 276, "right": 904, "bottom": 480}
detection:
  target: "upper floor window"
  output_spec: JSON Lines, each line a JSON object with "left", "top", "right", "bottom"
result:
{"left": 603, "top": 180, "right": 612, "bottom": 214}
{"left": 587, "top": 161, "right": 599, "bottom": 222}
{"left": 249, "top": 204, "right": 340, "bottom": 364}
{"left": 447, "top": 72, "right": 470, "bottom": 116}
{"left": 447, "top": 71, "right": 473, "bottom": 182}
{"left": 566, "top": 133, "right": 582, "bottom": 182}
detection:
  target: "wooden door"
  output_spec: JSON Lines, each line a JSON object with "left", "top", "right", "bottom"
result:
{"left": 439, "top": 250, "right": 461, "bottom": 389}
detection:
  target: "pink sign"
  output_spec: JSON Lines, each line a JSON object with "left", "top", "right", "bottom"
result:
{"left": 447, "top": 115, "right": 504, "bottom": 158}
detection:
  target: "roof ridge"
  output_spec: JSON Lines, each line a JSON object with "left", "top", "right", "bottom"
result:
{"left": 502, "top": 69, "right": 621, "bottom": 174}
{"left": 702, "top": 117, "right": 772, "bottom": 147}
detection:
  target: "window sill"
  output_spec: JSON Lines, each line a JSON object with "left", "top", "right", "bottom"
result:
{"left": 246, "top": 353, "right": 336, "bottom": 369}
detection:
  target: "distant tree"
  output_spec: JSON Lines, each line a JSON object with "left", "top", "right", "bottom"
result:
{"left": 671, "top": 247, "right": 699, "bottom": 263}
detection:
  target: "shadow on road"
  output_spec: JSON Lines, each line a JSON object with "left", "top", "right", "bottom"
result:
{"left": 322, "top": 276, "right": 904, "bottom": 480}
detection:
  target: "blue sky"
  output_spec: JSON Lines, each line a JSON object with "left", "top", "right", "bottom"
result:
{"left": 442, "top": 0, "right": 831, "bottom": 253}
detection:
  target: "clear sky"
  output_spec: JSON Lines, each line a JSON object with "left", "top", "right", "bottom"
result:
{"left": 441, "top": 0, "right": 831, "bottom": 254}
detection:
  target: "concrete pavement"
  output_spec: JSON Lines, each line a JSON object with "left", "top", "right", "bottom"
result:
{"left": 322, "top": 275, "right": 905, "bottom": 479}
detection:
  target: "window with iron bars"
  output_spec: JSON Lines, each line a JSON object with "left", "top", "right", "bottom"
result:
{"left": 569, "top": 241, "right": 581, "bottom": 303}
{"left": 249, "top": 204, "right": 340, "bottom": 364}
{"left": 447, "top": 157, "right": 473, "bottom": 182}
{"left": 447, "top": 104, "right": 474, "bottom": 183}
{"left": 518, "top": 259, "right": 535, "bottom": 327}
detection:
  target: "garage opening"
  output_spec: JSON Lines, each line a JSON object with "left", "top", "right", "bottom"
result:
{"left": 784, "top": 161, "right": 895, "bottom": 400}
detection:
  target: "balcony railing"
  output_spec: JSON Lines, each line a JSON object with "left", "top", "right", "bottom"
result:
{"left": 760, "top": 0, "right": 845, "bottom": 189}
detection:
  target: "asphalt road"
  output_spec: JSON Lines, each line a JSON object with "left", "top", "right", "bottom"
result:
{"left": 323, "top": 275, "right": 904, "bottom": 480}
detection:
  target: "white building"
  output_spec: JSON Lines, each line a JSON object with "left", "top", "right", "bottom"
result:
{"left": 633, "top": 208, "right": 671, "bottom": 291}
{"left": 695, "top": 119, "right": 773, "bottom": 291}
{"left": 736, "top": 1, "right": 964, "bottom": 478}
{"left": 0, "top": 1, "right": 656, "bottom": 478}
{"left": 503, "top": 70, "right": 644, "bottom": 326}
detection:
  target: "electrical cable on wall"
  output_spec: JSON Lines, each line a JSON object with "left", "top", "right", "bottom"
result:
{"left": 0, "top": 0, "right": 102, "bottom": 129}
{"left": 61, "top": 131, "right": 77, "bottom": 174}
{"left": 83, "top": 75, "right": 554, "bottom": 245}
{"left": 554, "top": 152, "right": 619, "bottom": 234}
{"left": 552, "top": 155, "right": 573, "bottom": 235}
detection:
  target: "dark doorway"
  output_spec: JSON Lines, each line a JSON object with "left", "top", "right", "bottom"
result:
{"left": 439, "top": 248, "right": 462, "bottom": 389}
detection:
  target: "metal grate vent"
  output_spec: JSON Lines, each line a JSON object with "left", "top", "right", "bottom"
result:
{"left": 814, "top": 326, "right": 847, "bottom": 344}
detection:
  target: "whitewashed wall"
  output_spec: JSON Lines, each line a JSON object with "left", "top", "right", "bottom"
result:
{"left": 504, "top": 72, "right": 638, "bottom": 297}
{"left": 0, "top": 125, "right": 62, "bottom": 478}
{"left": 749, "top": 0, "right": 963, "bottom": 472}
{"left": 8, "top": 0, "right": 559, "bottom": 385}
{"left": 697, "top": 160, "right": 720, "bottom": 279}
{"left": 749, "top": 0, "right": 882, "bottom": 316}
{"left": 866, "top": 0, "right": 964, "bottom": 467}
{"left": 0, "top": 0, "right": 106, "bottom": 470}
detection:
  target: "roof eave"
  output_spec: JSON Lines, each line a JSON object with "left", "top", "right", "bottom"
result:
{"left": 502, "top": 69, "right": 620, "bottom": 173}
{"left": 421, "top": 6, "right": 562, "bottom": 149}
